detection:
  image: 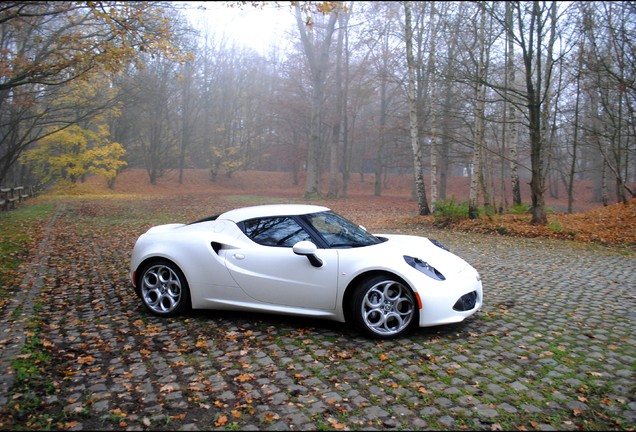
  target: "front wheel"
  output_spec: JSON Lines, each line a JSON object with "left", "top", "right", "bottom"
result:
{"left": 138, "top": 260, "right": 191, "bottom": 317}
{"left": 352, "top": 276, "right": 417, "bottom": 339}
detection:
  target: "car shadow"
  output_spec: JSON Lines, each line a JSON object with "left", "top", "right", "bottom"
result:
{"left": 184, "top": 308, "right": 482, "bottom": 343}
{"left": 187, "top": 308, "right": 359, "bottom": 338}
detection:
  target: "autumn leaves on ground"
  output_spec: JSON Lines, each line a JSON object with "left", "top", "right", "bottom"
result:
{"left": 1, "top": 168, "right": 634, "bottom": 431}
{"left": 71, "top": 168, "right": 636, "bottom": 251}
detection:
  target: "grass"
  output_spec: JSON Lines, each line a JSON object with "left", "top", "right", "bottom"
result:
{"left": 0, "top": 203, "right": 55, "bottom": 299}
{"left": 6, "top": 313, "right": 60, "bottom": 430}
{"left": 1, "top": 187, "right": 633, "bottom": 431}
{"left": 508, "top": 203, "right": 531, "bottom": 215}
{"left": 433, "top": 198, "right": 469, "bottom": 219}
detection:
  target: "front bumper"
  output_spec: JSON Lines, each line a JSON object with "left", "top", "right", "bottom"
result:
{"left": 417, "top": 266, "right": 483, "bottom": 327}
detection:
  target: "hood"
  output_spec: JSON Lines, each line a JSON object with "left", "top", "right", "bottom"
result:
{"left": 377, "top": 234, "right": 470, "bottom": 275}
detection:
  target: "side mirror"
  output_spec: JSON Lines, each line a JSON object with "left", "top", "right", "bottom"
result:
{"left": 293, "top": 241, "right": 323, "bottom": 268}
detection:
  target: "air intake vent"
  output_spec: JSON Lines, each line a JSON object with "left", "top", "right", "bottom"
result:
{"left": 453, "top": 291, "right": 478, "bottom": 311}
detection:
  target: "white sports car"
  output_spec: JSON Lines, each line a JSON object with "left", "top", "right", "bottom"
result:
{"left": 129, "top": 204, "right": 483, "bottom": 339}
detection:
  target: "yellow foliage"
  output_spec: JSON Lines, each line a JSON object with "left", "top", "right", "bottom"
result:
{"left": 20, "top": 70, "right": 126, "bottom": 185}
{"left": 21, "top": 124, "right": 126, "bottom": 184}
{"left": 209, "top": 143, "right": 246, "bottom": 176}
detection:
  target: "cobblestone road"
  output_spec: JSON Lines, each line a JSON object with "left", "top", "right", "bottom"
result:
{"left": 1, "top": 200, "right": 635, "bottom": 430}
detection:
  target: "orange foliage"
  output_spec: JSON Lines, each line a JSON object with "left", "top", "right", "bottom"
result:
{"left": 414, "top": 199, "right": 636, "bottom": 249}
{"left": 76, "top": 169, "right": 635, "bottom": 250}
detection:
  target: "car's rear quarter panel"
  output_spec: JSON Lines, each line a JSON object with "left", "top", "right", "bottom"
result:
{"left": 131, "top": 222, "right": 244, "bottom": 306}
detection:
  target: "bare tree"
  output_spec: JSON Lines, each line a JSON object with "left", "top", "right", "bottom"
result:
{"left": 404, "top": 0, "right": 430, "bottom": 215}
{"left": 427, "top": 2, "right": 440, "bottom": 212}
{"left": 567, "top": 41, "right": 584, "bottom": 213}
{"left": 294, "top": 4, "right": 339, "bottom": 198}
{"left": 327, "top": 6, "right": 350, "bottom": 198}
{"left": 580, "top": 2, "right": 635, "bottom": 203}
{"left": 178, "top": 39, "right": 199, "bottom": 184}
{"left": 0, "top": 1, "right": 183, "bottom": 185}
{"left": 469, "top": 3, "right": 489, "bottom": 219}
{"left": 505, "top": 0, "right": 522, "bottom": 207}
{"left": 487, "top": 1, "right": 562, "bottom": 224}
{"left": 129, "top": 55, "right": 181, "bottom": 184}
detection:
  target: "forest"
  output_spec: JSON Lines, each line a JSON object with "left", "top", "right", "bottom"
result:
{"left": 1, "top": 1, "right": 634, "bottom": 225}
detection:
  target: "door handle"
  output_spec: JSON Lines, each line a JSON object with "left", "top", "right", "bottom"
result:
{"left": 233, "top": 253, "right": 245, "bottom": 260}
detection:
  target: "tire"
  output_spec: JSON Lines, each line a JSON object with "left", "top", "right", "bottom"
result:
{"left": 352, "top": 275, "right": 417, "bottom": 339}
{"left": 138, "top": 260, "right": 191, "bottom": 317}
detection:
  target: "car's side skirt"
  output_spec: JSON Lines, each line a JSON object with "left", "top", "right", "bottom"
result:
{"left": 198, "top": 298, "right": 346, "bottom": 322}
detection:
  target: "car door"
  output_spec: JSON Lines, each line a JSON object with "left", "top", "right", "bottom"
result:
{"left": 223, "top": 216, "right": 339, "bottom": 310}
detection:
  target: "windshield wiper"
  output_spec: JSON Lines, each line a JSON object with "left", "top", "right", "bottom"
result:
{"left": 329, "top": 242, "right": 357, "bottom": 248}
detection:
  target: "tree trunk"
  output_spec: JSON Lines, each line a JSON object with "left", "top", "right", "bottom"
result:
{"left": 506, "top": 1, "right": 521, "bottom": 207}
{"left": 469, "top": 3, "right": 488, "bottom": 219}
{"left": 295, "top": 6, "right": 338, "bottom": 199}
{"left": 404, "top": 1, "right": 430, "bottom": 216}
{"left": 179, "top": 61, "right": 195, "bottom": 185}
{"left": 568, "top": 78, "right": 580, "bottom": 213}
{"left": 341, "top": 11, "right": 352, "bottom": 199}
{"left": 428, "top": 2, "right": 439, "bottom": 213}
{"left": 520, "top": 1, "right": 549, "bottom": 224}
{"left": 327, "top": 13, "right": 345, "bottom": 199}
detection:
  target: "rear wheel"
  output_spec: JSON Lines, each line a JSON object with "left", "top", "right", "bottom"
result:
{"left": 138, "top": 260, "right": 191, "bottom": 317}
{"left": 352, "top": 275, "right": 417, "bottom": 339}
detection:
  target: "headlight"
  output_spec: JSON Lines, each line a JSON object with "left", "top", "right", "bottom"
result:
{"left": 404, "top": 256, "right": 446, "bottom": 281}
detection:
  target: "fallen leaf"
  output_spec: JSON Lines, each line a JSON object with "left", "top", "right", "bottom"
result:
{"left": 235, "top": 373, "right": 255, "bottom": 383}
{"left": 328, "top": 417, "right": 347, "bottom": 429}
{"left": 160, "top": 384, "right": 177, "bottom": 393}
{"left": 111, "top": 408, "right": 127, "bottom": 418}
{"left": 214, "top": 415, "right": 228, "bottom": 427}
{"left": 77, "top": 355, "right": 95, "bottom": 364}
{"left": 264, "top": 412, "right": 280, "bottom": 422}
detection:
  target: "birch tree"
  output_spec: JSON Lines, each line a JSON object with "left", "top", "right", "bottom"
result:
{"left": 469, "top": 3, "right": 488, "bottom": 219}
{"left": 505, "top": 1, "right": 522, "bottom": 207}
{"left": 427, "top": 2, "right": 440, "bottom": 212}
{"left": 488, "top": 1, "right": 561, "bottom": 224}
{"left": 580, "top": 2, "right": 635, "bottom": 203}
{"left": 404, "top": 0, "right": 430, "bottom": 215}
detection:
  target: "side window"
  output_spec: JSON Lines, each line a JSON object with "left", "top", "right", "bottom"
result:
{"left": 243, "top": 217, "right": 310, "bottom": 247}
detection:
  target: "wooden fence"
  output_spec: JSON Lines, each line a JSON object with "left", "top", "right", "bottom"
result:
{"left": 0, "top": 185, "right": 37, "bottom": 211}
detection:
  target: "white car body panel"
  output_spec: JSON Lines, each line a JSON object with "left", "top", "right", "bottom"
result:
{"left": 333, "top": 234, "right": 482, "bottom": 326}
{"left": 222, "top": 246, "right": 339, "bottom": 309}
{"left": 129, "top": 204, "right": 483, "bottom": 334}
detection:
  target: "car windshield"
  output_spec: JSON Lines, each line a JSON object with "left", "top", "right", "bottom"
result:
{"left": 302, "top": 211, "right": 384, "bottom": 248}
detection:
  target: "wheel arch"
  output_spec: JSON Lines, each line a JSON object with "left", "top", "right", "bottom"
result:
{"left": 134, "top": 256, "right": 186, "bottom": 295}
{"left": 342, "top": 270, "right": 418, "bottom": 325}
